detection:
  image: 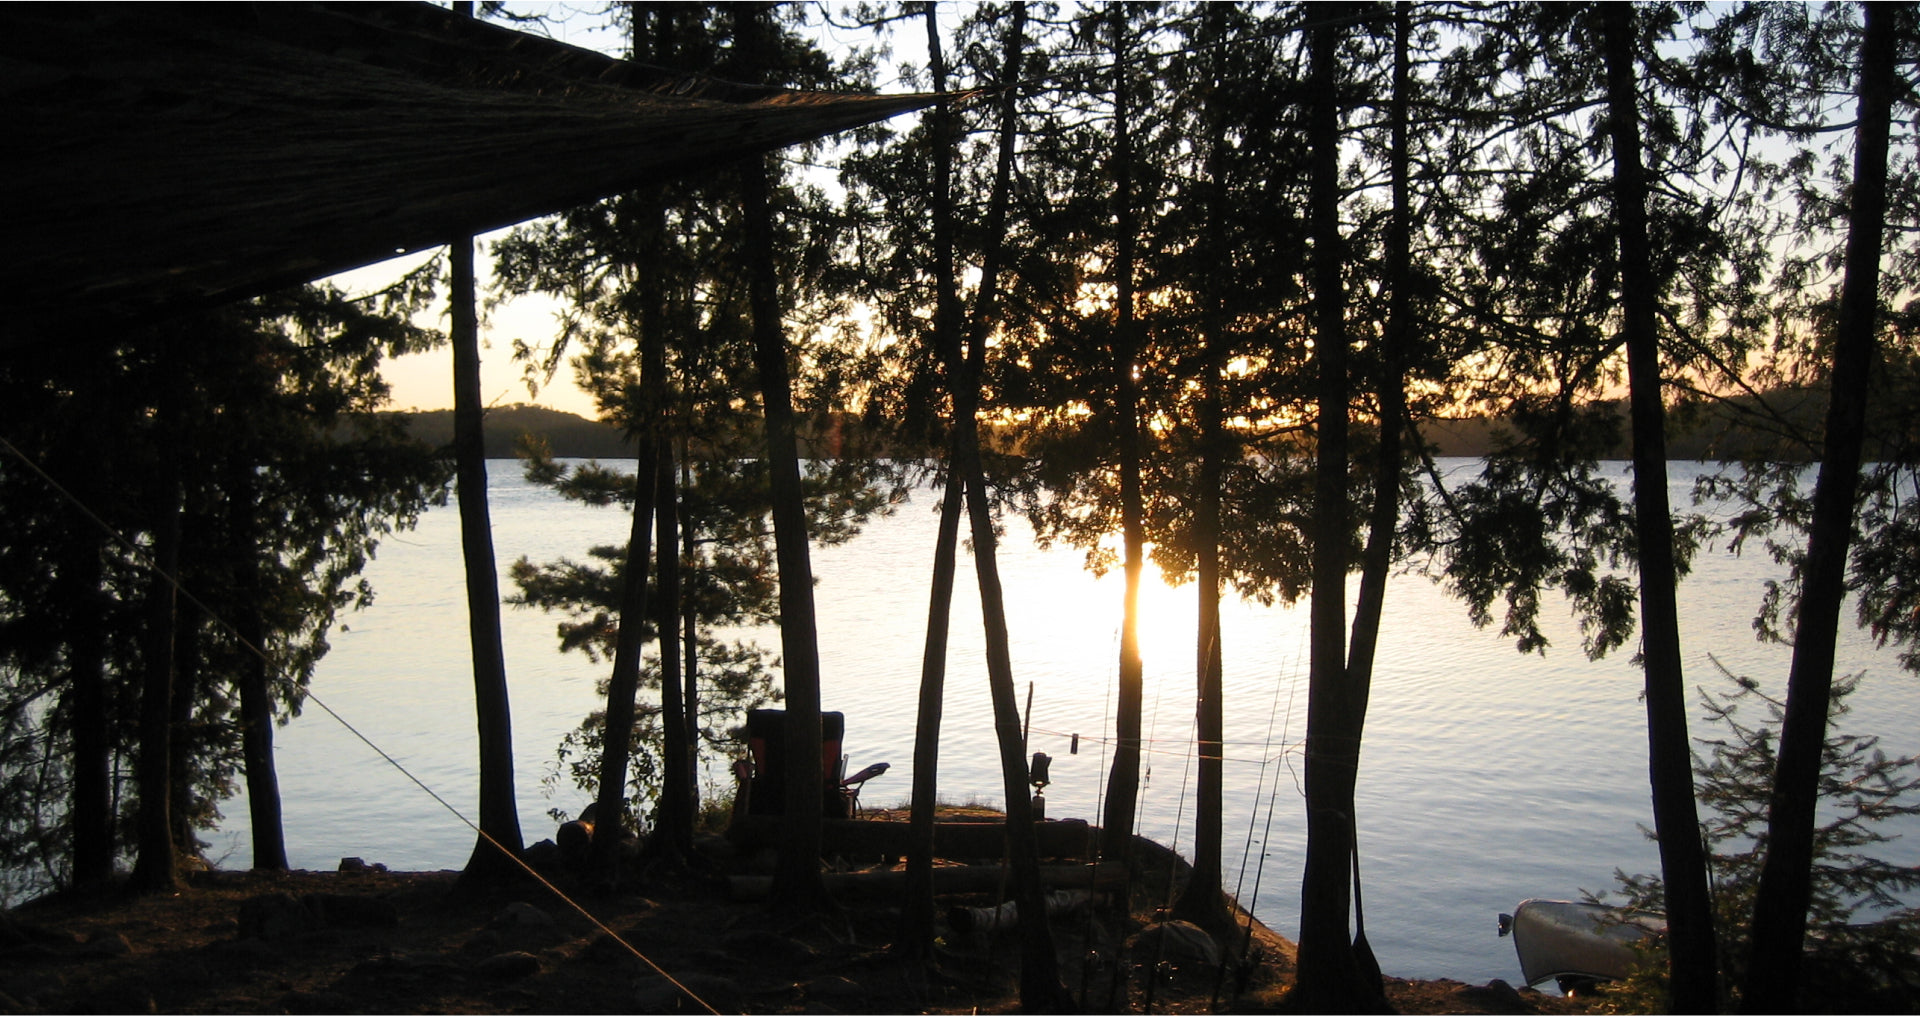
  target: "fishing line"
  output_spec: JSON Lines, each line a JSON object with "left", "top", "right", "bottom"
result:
{"left": 0, "top": 434, "right": 722, "bottom": 1016}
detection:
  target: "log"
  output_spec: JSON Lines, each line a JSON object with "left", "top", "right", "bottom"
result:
{"left": 726, "top": 862, "right": 1124, "bottom": 902}
{"left": 727, "top": 817, "right": 1094, "bottom": 860}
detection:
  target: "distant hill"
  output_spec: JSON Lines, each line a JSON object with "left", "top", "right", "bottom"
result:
{"left": 391, "top": 404, "right": 633, "bottom": 459}
{"left": 390, "top": 389, "right": 1833, "bottom": 463}
{"left": 1417, "top": 390, "right": 1829, "bottom": 462}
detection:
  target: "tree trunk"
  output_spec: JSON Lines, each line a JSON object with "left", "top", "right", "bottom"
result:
{"left": 680, "top": 453, "right": 699, "bottom": 817}
{"left": 960, "top": 412, "right": 1073, "bottom": 1012}
{"left": 1100, "top": 1, "right": 1148, "bottom": 867}
{"left": 63, "top": 528, "right": 114, "bottom": 886}
{"left": 237, "top": 604, "right": 288, "bottom": 870}
{"left": 589, "top": 441, "right": 657, "bottom": 879}
{"left": 1337, "top": 2, "right": 1414, "bottom": 988}
{"left": 1174, "top": 23, "right": 1231, "bottom": 930}
{"left": 232, "top": 459, "right": 288, "bottom": 871}
{"left": 590, "top": 190, "right": 670, "bottom": 881}
{"left": 902, "top": 0, "right": 963, "bottom": 956}
{"left": 168, "top": 607, "right": 203, "bottom": 858}
{"left": 1288, "top": 6, "right": 1385, "bottom": 1010}
{"left": 450, "top": 225, "right": 526, "bottom": 887}
{"left": 1741, "top": 5, "right": 1897, "bottom": 1009}
{"left": 650, "top": 441, "right": 693, "bottom": 860}
{"left": 1599, "top": 6, "right": 1717, "bottom": 1010}
{"left": 129, "top": 468, "right": 183, "bottom": 894}
{"left": 742, "top": 151, "right": 830, "bottom": 918}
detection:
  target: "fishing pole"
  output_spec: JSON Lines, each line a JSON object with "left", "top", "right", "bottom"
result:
{"left": 1212, "top": 639, "right": 1296, "bottom": 1009}
{"left": 1143, "top": 686, "right": 1201, "bottom": 1016}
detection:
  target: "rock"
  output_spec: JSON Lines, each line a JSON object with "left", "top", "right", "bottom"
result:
{"left": 302, "top": 893, "right": 399, "bottom": 928}
{"left": 634, "top": 972, "right": 739, "bottom": 1012}
{"left": 721, "top": 928, "right": 814, "bottom": 964}
{"left": 522, "top": 839, "right": 560, "bottom": 871}
{"left": 475, "top": 950, "right": 541, "bottom": 980}
{"left": 461, "top": 930, "right": 503, "bottom": 955}
{"left": 556, "top": 821, "right": 594, "bottom": 868}
{"left": 805, "top": 975, "right": 864, "bottom": 1001}
{"left": 490, "top": 901, "right": 563, "bottom": 947}
{"left": 78, "top": 932, "right": 132, "bottom": 958}
{"left": 491, "top": 901, "right": 556, "bottom": 930}
{"left": 1126, "top": 920, "right": 1223, "bottom": 971}
{"left": 337, "top": 857, "right": 386, "bottom": 873}
{"left": 237, "top": 893, "right": 318, "bottom": 942}
{"left": 1450, "top": 978, "right": 1528, "bottom": 1013}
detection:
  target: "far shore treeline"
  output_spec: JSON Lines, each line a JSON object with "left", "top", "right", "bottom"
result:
{"left": 397, "top": 391, "right": 1840, "bottom": 463}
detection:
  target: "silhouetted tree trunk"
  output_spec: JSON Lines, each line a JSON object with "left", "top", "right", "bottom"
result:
{"left": 1174, "top": 14, "right": 1232, "bottom": 929}
{"left": 589, "top": 440, "right": 658, "bottom": 879}
{"left": 1337, "top": 2, "right": 1413, "bottom": 989}
{"left": 129, "top": 451, "right": 184, "bottom": 894}
{"left": 902, "top": 0, "right": 963, "bottom": 957}
{"left": 590, "top": 192, "right": 668, "bottom": 882}
{"left": 1742, "top": 5, "right": 1898, "bottom": 1009}
{"left": 168, "top": 604, "right": 204, "bottom": 858}
{"left": 1288, "top": 6, "right": 1386, "bottom": 1010}
{"left": 1100, "top": 1, "right": 1149, "bottom": 867}
{"left": 650, "top": 441, "right": 693, "bottom": 860}
{"left": 231, "top": 449, "right": 288, "bottom": 871}
{"left": 1600, "top": 5, "right": 1717, "bottom": 1010}
{"left": 737, "top": 4, "right": 830, "bottom": 909}
{"left": 451, "top": 226, "right": 526, "bottom": 886}
{"left": 62, "top": 525, "right": 114, "bottom": 886}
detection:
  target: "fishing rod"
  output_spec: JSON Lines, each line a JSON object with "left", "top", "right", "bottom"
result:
{"left": 1212, "top": 639, "right": 1297, "bottom": 1009}
{"left": 1143, "top": 687, "right": 1201, "bottom": 1016}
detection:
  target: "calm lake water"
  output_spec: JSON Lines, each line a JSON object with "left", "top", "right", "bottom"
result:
{"left": 214, "top": 458, "right": 1920, "bottom": 985}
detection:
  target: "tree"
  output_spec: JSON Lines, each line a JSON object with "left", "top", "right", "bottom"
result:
{"left": 1743, "top": 4, "right": 1903, "bottom": 1008}
{"left": 1598, "top": 6, "right": 1724, "bottom": 1007}
{"left": 450, "top": 220, "right": 527, "bottom": 887}
{"left": 0, "top": 281, "right": 445, "bottom": 897}
{"left": 1287, "top": 5, "right": 1389, "bottom": 1010}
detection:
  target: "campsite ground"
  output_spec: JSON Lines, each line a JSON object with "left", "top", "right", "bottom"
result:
{"left": 0, "top": 830, "right": 1603, "bottom": 1015}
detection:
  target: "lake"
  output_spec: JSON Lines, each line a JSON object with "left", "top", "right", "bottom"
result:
{"left": 212, "top": 458, "right": 1920, "bottom": 986}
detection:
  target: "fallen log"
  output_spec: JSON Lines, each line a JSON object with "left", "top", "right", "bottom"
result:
{"left": 726, "top": 861, "right": 1124, "bottom": 902}
{"left": 727, "top": 817, "right": 1094, "bottom": 860}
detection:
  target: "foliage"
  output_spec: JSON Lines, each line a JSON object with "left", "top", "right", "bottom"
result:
{"left": 0, "top": 281, "right": 448, "bottom": 893}
{"left": 1598, "top": 666, "right": 1920, "bottom": 1012}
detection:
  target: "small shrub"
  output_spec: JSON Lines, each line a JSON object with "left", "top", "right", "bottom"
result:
{"left": 1598, "top": 664, "right": 1920, "bottom": 1012}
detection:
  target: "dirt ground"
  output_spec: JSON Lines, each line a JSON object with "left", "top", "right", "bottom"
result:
{"left": 0, "top": 831, "right": 1604, "bottom": 1015}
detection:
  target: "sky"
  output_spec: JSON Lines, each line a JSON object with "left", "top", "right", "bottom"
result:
{"left": 337, "top": 243, "right": 602, "bottom": 419}
{"left": 352, "top": 2, "right": 933, "bottom": 421}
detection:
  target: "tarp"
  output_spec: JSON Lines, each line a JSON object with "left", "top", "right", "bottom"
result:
{"left": 1, "top": 3, "right": 934, "bottom": 342}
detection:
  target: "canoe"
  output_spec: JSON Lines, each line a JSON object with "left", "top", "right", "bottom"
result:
{"left": 1499, "top": 898, "right": 1665, "bottom": 991}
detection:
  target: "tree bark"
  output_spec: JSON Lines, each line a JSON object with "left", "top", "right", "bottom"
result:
{"left": 902, "top": 0, "right": 963, "bottom": 956}
{"left": 1288, "top": 6, "right": 1385, "bottom": 1009}
{"left": 589, "top": 440, "right": 658, "bottom": 879}
{"left": 590, "top": 189, "right": 669, "bottom": 882}
{"left": 450, "top": 225, "right": 527, "bottom": 887}
{"left": 1599, "top": 6, "right": 1717, "bottom": 1010}
{"left": 1100, "top": 0, "right": 1148, "bottom": 867}
{"left": 740, "top": 126, "right": 831, "bottom": 918}
{"left": 231, "top": 457, "right": 289, "bottom": 871}
{"left": 1174, "top": 13, "right": 1232, "bottom": 930}
{"left": 62, "top": 525, "right": 115, "bottom": 886}
{"left": 1741, "top": 5, "right": 1898, "bottom": 1009}
{"left": 1337, "top": 2, "right": 1413, "bottom": 988}
{"left": 129, "top": 466, "right": 183, "bottom": 894}
{"left": 650, "top": 440, "right": 693, "bottom": 860}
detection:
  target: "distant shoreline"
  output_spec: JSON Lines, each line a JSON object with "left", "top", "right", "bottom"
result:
{"left": 390, "top": 393, "right": 1827, "bottom": 463}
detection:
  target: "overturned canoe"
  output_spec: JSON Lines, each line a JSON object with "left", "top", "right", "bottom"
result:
{"left": 1500, "top": 899, "right": 1665, "bottom": 990}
